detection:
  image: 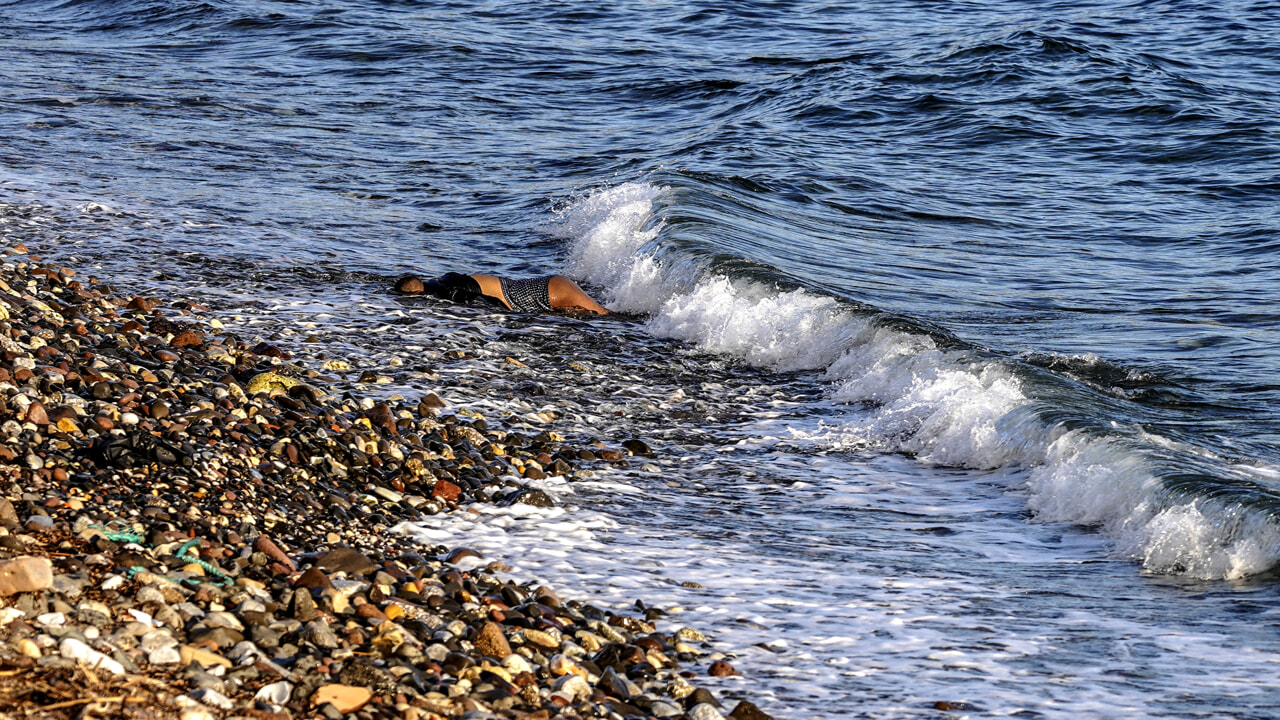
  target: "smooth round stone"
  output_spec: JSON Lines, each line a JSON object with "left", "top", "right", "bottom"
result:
{"left": 255, "top": 680, "right": 293, "bottom": 704}
{"left": 148, "top": 645, "right": 182, "bottom": 665}
{"left": 651, "top": 700, "right": 684, "bottom": 718}
{"left": 35, "top": 612, "right": 66, "bottom": 627}
{"left": 99, "top": 574, "right": 127, "bottom": 591}
{"left": 688, "top": 703, "right": 727, "bottom": 720}
{"left": 120, "top": 412, "right": 140, "bottom": 425}
{"left": 190, "top": 688, "right": 234, "bottom": 710}
{"left": 141, "top": 629, "right": 178, "bottom": 652}
{"left": 135, "top": 585, "right": 168, "bottom": 605}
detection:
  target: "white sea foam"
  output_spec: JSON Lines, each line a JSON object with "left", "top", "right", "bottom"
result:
{"left": 553, "top": 181, "right": 1280, "bottom": 580}
{"left": 12, "top": 179, "right": 1280, "bottom": 718}
{"left": 399, "top": 456, "right": 1280, "bottom": 719}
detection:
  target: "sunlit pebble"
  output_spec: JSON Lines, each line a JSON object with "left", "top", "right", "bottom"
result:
{"left": 0, "top": 247, "right": 760, "bottom": 717}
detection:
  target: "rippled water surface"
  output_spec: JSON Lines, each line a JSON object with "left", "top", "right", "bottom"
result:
{"left": 3, "top": 0, "right": 1280, "bottom": 717}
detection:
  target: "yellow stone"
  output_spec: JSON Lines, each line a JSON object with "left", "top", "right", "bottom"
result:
{"left": 56, "top": 418, "right": 79, "bottom": 433}
{"left": 372, "top": 621, "right": 406, "bottom": 648}
{"left": 522, "top": 629, "right": 560, "bottom": 649}
{"left": 246, "top": 372, "right": 299, "bottom": 394}
{"left": 384, "top": 604, "right": 404, "bottom": 621}
{"left": 180, "top": 645, "right": 232, "bottom": 669}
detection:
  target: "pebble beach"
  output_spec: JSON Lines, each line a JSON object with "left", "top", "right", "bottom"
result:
{"left": 0, "top": 242, "right": 771, "bottom": 720}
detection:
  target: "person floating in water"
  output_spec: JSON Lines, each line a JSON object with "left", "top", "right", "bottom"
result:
{"left": 394, "top": 272, "right": 611, "bottom": 315}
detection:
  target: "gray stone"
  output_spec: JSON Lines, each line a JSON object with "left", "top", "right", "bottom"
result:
{"left": 301, "top": 619, "right": 339, "bottom": 649}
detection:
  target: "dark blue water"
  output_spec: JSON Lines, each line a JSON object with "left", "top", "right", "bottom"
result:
{"left": 4, "top": 1, "right": 1280, "bottom": 716}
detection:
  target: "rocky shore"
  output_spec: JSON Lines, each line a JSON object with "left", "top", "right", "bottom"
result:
{"left": 0, "top": 243, "right": 771, "bottom": 720}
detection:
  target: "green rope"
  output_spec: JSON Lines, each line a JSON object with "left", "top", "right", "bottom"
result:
{"left": 94, "top": 524, "right": 233, "bottom": 587}
{"left": 174, "top": 538, "right": 234, "bottom": 587}
{"left": 90, "top": 521, "right": 145, "bottom": 544}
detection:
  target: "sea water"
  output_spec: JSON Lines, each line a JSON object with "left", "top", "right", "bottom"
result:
{"left": 2, "top": 1, "right": 1280, "bottom": 717}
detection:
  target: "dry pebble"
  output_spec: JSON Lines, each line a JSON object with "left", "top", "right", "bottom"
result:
{"left": 0, "top": 246, "right": 774, "bottom": 719}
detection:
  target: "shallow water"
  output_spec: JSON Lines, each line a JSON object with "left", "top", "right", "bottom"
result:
{"left": 4, "top": 0, "right": 1280, "bottom": 716}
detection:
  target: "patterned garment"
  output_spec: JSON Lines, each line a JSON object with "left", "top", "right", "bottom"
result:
{"left": 498, "top": 276, "right": 555, "bottom": 312}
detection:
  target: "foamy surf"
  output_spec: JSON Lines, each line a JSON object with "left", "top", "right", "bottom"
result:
{"left": 554, "top": 180, "right": 1280, "bottom": 580}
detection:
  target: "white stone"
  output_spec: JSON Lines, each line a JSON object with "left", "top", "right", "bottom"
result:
{"left": 60, "top": 637, "right": 124, "bottom": 675}
{"left": 190, "top": 688, "right": 234, "bottom": 710}
{"left": 148, "top": 645, "right": 182, "bottom": 665}
{"left": 128, "top": 609, "right": 161, "bottom": 627}
{"left": 100, "top": 574, "right": 127, "bottom": 591}
{"left": 502, "top": 653, "right": 533, "bottom": 674}
{"left": 141, "top": 629, "right": 178, "bottom": 651}
{"left": 688, "top": 703, "right": 726, "bottom": 720}
{"left": 35, "top": 612, "right": 66, "bottom": 627}
{"left": 254, "top": 680, "right": 292, "bottom": 704}
{"left": 551, "top": 674, "right": 591, "bottom": 703}
{"left": 179, "top": 705, "right": 217, "bottom": 720}
{"left": 0, "top": 607, "right": 26, "bottom": 625}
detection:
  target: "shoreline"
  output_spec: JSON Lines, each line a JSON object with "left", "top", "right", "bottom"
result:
{"left": 0, "top": 243, "right": 771, "bottom": 720}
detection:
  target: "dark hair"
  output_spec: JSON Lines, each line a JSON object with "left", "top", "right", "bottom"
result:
{"left": 422, "top": 272, "right": 485, "bottom": 303}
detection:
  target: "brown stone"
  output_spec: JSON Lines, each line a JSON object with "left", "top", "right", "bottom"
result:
{"left": 729, "top": 701, "right": 775, "bottom": 720}
{"left": 251, "top": 342, "right": 290, "bottom": 359}
{"left": 316, "top": 546, "right": 377, "bottom": 576}
{"left": 366, "top": 402, "right": 399, "bottom": 435}
{"left": 24, "top": 400, "right": 48, "bottom": 426}
{"left": 253, "top": 535, "right": 297, "bottom": 573}
{"left": 0, "top": 556, "right": 53, "bottom": 596}
{"left": 170, "top": 330, "right": 205, "bottom": 348}
{"left": 431, "top": 479, "right": 461, "bottom": 502}
{"left": 534, "top": 586, "right": 562, "bottom": 608}
{"left": 294, "top": 567, "right": 334, "bottom": 590}
{"left": 709, "top": 660, "right": 740, "bottom": 677}
{"left": 356, "top": 603, "right": 389, "bottom": 622}
{"left": 126, "top": 296, "right": 152, "bottom": 312}
{"left": 311, "top": 684, "right": 372, "bottom": 713}
{"left": 472, "top": 621, "right": 512, "bottom": 659}
{"left": 443, "top": 547, "right": 482, "bottom": 564}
